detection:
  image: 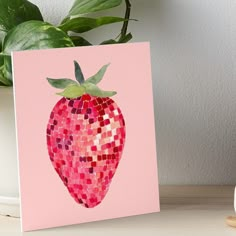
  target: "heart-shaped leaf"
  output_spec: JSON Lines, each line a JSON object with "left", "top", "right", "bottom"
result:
{"left": 0, "top": 0, "right": 43, "bottom": 32}
{"left": 85, "top": 64, "right": 110, "bottom": 85}
{"left": 47, "top": 78, "right": 77, "bottom": 89}
{"left": 59, "top": 16, "right": 125, "bottom": 33}
{"left": 57, "top": 84, "right": 85, "bottom": 99}
{"left": 84, "top": 82, "right": 116, "bottom": 97}
{"left": 3, "top": 21, "right": 74, "bottom": 54}
{"left": 1, "top": 21, "right": 74, "bottom": 83}
{"left": 66, "top": 0, "right": 122, "bottom": 18}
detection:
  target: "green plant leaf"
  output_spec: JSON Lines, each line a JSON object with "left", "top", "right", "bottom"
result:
{"left": 66, "top": 0, "right": 122, "bottom": 18}
{"left": 119, "top": 32, "right": 132, "bottom": 43}
{"left": 0, "top": 32, "right": 4, "bottom": 52}
{"left": 74, "top": 61, "right": 85, "bottom": 84}
{"left": 0, "top": 71, "right": 12, "bottom": 86}
{"left": 100, "top": 39, "right": 118, "bottom": 45}
{"left": 100, "top": 33, "right": 133, "bottom": 45}
{"left": 2, "top": 55, "right": 12, "bottom": 82}
{"left": 3, "top": 21, "right": 74, "bottom": 54}
{"left": 1, "top": 21, "right": 74, "bottom": 83}
{"left": 100, "top": 33, "right": 132, "bottom": 45}
{"left": 85, "top": 64, "right": 110, "bottom": 85}
{"left": 0, "top": 80, "right": 6, "bottom": 86}
{"left": 84, "top": 82, "right": 116, "bottom": 97}
{"left": 0, "top": 54, "right": 12, "bottom": 85}
{"left": 47, "top": 78, "right": 77, "bottom": 89}
{"left": 0, "top": 67, "right": 7, "bottom": 85}
{"left": 59, "top": 16, "right": 125, "bottom": 33}
{"left": 0, "top": 68, "right": 12, "bottom": 86}
{"left": 0, "top": 0, "right": 43, "bottom": 32}
{"left": 57, "top": 84, "right": 85, "bottom": 99}
{"left": 0, "top": 53, "right": 3, "bottom": 66}
{"left": 70, "top": 36, "right": 92, "bottom": 46}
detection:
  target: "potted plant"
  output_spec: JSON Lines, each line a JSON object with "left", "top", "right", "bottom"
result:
{"left": 0, "top": 0, "right": 133, "bottom": 217}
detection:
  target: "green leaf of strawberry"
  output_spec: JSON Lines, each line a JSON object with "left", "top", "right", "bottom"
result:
{"left": 74, "top": 60, "right": 85, "bottom": 84}
{"left": 57, "top": 84, "right": 85, "bottom": 99}
{"left": 47, "top": 78, "right": 78, "bottom": 89}
{"left": 85, "top": 63, "right": 110, "bottom": 85}
{"left": 47, "top": 61, "right": 117, "bottom": 99}
{"left": 84, "top": 82, "right": 116, "bottom": 97}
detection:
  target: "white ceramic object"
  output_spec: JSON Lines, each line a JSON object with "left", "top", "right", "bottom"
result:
{"left": 0, "top": 87, "right": 20, "bottom": 217}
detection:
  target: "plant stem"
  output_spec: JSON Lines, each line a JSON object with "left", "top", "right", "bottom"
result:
{"left": 119, "top": 0, "right": 131, "bottom": 40}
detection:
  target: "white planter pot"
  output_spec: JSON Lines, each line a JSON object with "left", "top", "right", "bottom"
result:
{"left": 0, "top": 87, "right": 20, "bottom": 217}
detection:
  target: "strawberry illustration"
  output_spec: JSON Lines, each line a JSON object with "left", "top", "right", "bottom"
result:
{"left": 46, "top": 61, "right": 126, "bottom": 208}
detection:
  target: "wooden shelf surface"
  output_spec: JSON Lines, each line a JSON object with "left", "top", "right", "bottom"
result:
{"left": 0, "top": 186, "right": 235, "bottom": 235}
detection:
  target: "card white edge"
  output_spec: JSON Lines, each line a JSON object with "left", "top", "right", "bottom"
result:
{"left": 11, "top": 52, "right": 23, "bottom": 232}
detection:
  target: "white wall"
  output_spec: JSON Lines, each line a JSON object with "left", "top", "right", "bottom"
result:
{"left": 31, "top": 0, "right": 236, "bottom": 185}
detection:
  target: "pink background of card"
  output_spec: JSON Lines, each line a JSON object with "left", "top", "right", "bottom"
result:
{"left": 12, "top": 42, "right": 159, "bottom": 231}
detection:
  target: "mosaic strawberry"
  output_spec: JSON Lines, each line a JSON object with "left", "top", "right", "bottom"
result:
{"left": 46, "top": 61, "right": 125, "bottom": 208}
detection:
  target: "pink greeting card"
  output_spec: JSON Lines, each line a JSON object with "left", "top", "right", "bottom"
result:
{"left": 12, "top": 42, "right": 159, "bottom": 231}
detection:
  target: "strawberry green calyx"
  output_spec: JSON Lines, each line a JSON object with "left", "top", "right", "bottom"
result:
{"left": 47, "top": 61, "right": 117, "bottom": 99}
{"left": 74, "top": 61, "right": 85, "bottom": 84}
